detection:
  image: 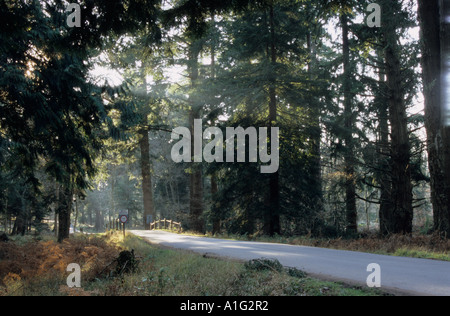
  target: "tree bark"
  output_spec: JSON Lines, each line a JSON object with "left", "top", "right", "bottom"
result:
{"left": 378, "top": 79, "right": 393, "bottom": 235}
{"left": 442, "top": 0, "right": 450, "bottom": 237}
{"left": 94, "top": 208, "right": 103, "bottom": 232}
{"left": 307, "top": 32, "right": 323, "bottom": 213}
{"left": 263, "top": 4, "right": 280, "bottom": 236}
{"left": 139, "top": 70, "right": 156, "bottom": 230}
{"left": 189, "top": 111, "right": 204, "bottom": 233}
{"left": 73, "top": 195, "right": 78, "bottom": 234}
{"left": 211, "top": 174, "right": 220, "bottom": 234}
{"left": 188, "top": 40, "right": 205, "bottom": 234}
{"left": 140, "top": 128, "right": 155, "bottom": 229}
{"left": 374, "top": 47, "right": 394, "bottom": 235}
{"left": 383, "top": 4, "right": 413, "bottom": 234}
{"left": 341, "top": 13, "right": 357, "bottom": 234}
{"left": 418, "top": 0, "right": 450, "bottom": 236}
{"left": 58, "top": 185, "right": 73, "bottom": 242}
{"left": 12, "top": 188, "right": 27, "bottom": 236}
{"left": 210, "top": 14, "right": 221, "bottom": 235}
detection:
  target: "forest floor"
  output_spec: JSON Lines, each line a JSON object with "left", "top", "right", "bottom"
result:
{"left": 0, "top": 232, "right": 384, "bottom": 296}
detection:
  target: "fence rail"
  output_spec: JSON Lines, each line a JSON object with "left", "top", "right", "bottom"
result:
{"left": 150, "top": 218, "right": 182, "bottom": 233}
{"left": 107, "top": 219, "right": 123, "bottom": 231}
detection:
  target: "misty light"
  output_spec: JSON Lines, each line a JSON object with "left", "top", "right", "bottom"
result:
{"left": 444, "top": 71, "right": 450, "bottom": 126}
{"left": 444, "top": 4, "right": 450, "bottom": 127}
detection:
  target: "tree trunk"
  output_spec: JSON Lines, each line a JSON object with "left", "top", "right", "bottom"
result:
{"left": 442, "top": 0, "right": 450, "bottom": 237}
{"left": 12, "top": 217, "right": 25, "bottom": 236}
{"left": 140, "top": 128, "right": 155, "bottom": 229}
{"left": 12, "top": 188, "right": 28, "bottom": 236}
{"left": 210, "top": 14, "right": 221, "bottom": 235}
{"left": 376, "top": 48, "right": 394, "bottom": 235}
{"left": 418, "top": 0, "right": 450, "bottom": 236}
{"left": 110, "top": 165, "right": 116, "bottom": 226}
{"left": 2, "top": 196, "right": 7, "bottom": 234}
{"left": 188, "top": 40, "right": 204, "bottom": 234}
{"left": 58, "top": 185, "right": 72, "bottom": 242}
{"left": 307, "top": 31, "right": 324, "bottom": 218}
{"left": 139, "top": 69, "right": 156, "bottom": 230}
{"left": 263, "top": 4, "right": 280, "bottom": 236}
{"left": 73, "top": 195, "right": 78, "bottom": 234}
{"left": 383, "top": 4, "right": 413, "bottom": 234}
{"left": 341, "top": 13, "right": 357, "bottom": 234}
{"left": 94, "top": 208, "right": 103, "bottom": 232}
{"left": 378, "top": 89, "right": 394, "bottom": 235}
{"left": 54, "top": 211, "right": 58, "bottom": 237}
{"left": 189, "top": 111, "right": 204, "bottom": 233}
{"left": 211, "top": 174, "right": 221, "bottom": 235}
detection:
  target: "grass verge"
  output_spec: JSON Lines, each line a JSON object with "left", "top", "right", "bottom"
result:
{"left": 90, "top": 232, "right": 384, "bottom": 296}
{"left": 0, "top": 232, "right": 384, "bottom": 296}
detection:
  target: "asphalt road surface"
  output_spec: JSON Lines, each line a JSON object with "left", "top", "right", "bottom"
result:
{"left": 130, "top": 230, "right": 450, "bottom": 296}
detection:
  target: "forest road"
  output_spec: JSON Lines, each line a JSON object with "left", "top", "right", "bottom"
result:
{"left": 129, "top": 230, "right": 450, "bottom": 296}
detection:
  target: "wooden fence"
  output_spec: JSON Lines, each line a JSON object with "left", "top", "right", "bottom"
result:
{"left": 107, "top": 219, "right": 122, "bottom": 231}
{"left": 150, "top": 218, "right": 182, "bottom": 233}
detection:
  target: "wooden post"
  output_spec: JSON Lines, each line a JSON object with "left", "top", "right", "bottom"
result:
{"left": 146, "top": 219, "right": 183, "bottom": 232}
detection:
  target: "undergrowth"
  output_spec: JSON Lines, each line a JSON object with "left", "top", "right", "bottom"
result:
{"left": 86, "top": 232, "right": 383, "bottom": 296}
{"left": 0, "top": 233, "right": 121, "bottom": 296}
{"left": 0, "top": 231, "right": 384, "bottom": 296}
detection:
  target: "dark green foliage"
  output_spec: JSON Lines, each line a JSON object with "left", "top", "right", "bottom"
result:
{"left": 0, "top": 0, "right": 162, "bottom": 240}
{"left": 201, "top": 1, "right": 329, "bottom": 236}
{"left": 286, "top": 267, "right": 307, "bottom": 279}
{"left": 0, "top": 231, "right": 8, "bottom": 242}
{"left": 116, "top": 249, "right": 139, "bottom": 275}
{"left": 244, "top": 258, "right": 283, "bottom": 272}
{"left": 163, "top": 0, "right": 257, "bottom": 36}
{"left": 244, "top": 258, "right": 307, "bottom": 279}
